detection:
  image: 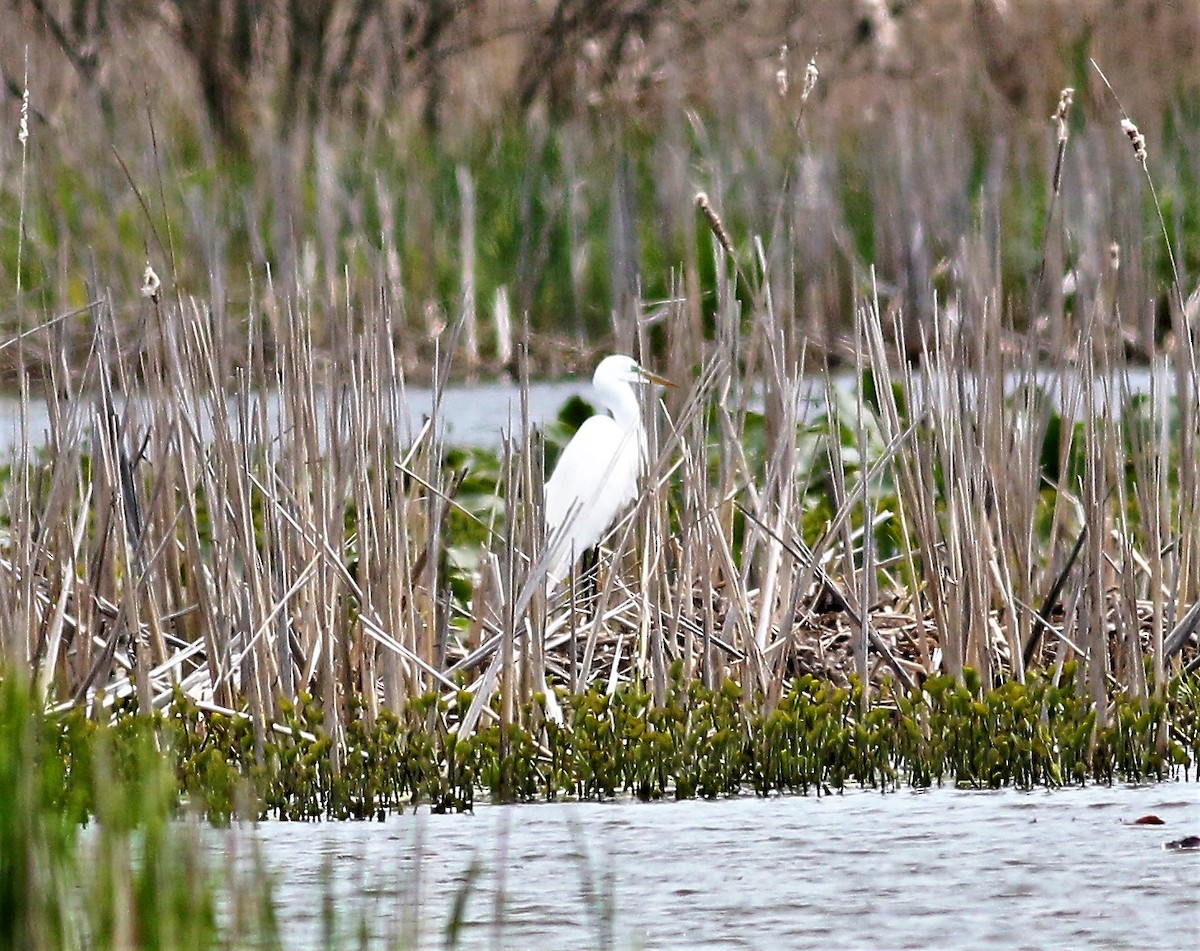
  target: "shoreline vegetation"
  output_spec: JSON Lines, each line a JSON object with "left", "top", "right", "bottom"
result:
{"left": 1, "top": 1, "right": 1199, "bottom": 946}
{"left": 3, "top": 668, "right": 1198, "bottom": 948}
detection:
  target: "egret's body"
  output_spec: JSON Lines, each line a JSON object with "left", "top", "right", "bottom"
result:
{"left": 544, "top": 354, "right": 667, "bottom": 586}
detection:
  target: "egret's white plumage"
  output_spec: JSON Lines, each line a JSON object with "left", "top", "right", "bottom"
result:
{"left": 544, "top": 354, "right": 668, "bottom": 586}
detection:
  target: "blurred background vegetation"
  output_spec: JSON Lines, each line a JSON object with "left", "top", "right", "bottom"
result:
{"left": 1, "top": 1, "right": 1199, "bottom": 381}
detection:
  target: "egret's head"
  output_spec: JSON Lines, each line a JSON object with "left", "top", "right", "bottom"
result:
{"left": 593, "top": 354, "right": 673, "bottom": 390}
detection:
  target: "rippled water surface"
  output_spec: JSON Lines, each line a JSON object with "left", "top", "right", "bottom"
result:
{"left": 245, "top": 784, "right": 1200, "bottom": 950}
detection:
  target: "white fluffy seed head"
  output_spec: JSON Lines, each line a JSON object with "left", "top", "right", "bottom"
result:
{"left": 141, "top": 263, "right": 162, "bottom": 302}
{"left": 1120, "top": 118, "right": 1147, "bottom": 166}
{"left": 802, "top": 56, "right": 819, "bottom": 104}
{"left": 18, "top": 87, "right": 29, "bottom": 146}
{"left": 1052, "top": 87, "right": 1073, "bottom": 144}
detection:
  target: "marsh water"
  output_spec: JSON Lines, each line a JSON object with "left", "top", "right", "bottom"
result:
{"left": 241, "top": 784, "right": 1200, "bottom": 950}
{"left": 0, "top": 366, "right": 1175, "bottom": 454}
{"left": 0, "top": 379, "right": 583, "bottom": 453}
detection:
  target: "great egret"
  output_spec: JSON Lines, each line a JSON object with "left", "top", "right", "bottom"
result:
{"left": 543, "top": 354, "right": 672, "bottom": 586}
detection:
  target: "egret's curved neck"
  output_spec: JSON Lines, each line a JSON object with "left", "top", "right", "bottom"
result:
{"left": 599, "top": 381, "right": 642, "bottom": 434}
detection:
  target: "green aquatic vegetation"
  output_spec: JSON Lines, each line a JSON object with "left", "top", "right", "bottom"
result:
{"left": 5, "top": 664, "right": 1199, "bottom": 839}
{"left": 0, "top": 675, "right": 276, "bottom": 950}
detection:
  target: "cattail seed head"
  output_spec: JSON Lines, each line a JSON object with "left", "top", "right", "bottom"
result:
{"left": 18, "top": 86, "right": 29, "bottom": 146}
{"left": 1051, "top": 87, "right": 1073, "bottom": 144}
{"left": 1120, "top": 118, "right": 1147, "bottom": 167}
{"left": 695, "top": 192, "right": 735, "bottom": 257}
{"left": 141, "top": 263, "right": 161, "bottom": 303}
{"left": 801, "top": 56, "right": 819, "bottom": 105}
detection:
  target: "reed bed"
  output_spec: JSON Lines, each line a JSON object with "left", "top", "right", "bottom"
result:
{"left": 1, "top": 185, "right": 1198, "bottom": 809}
{"left": 2, "top": 44, "right": 1199, "bottom": 815}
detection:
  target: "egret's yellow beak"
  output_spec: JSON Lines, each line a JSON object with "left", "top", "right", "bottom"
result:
{"left": 639, "top": 367, "right": 675, "bottom": 388}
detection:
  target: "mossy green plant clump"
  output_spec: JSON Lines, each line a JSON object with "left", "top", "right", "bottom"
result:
{"left": 68, "top": 665, "right": 1193, "bottom": 820}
